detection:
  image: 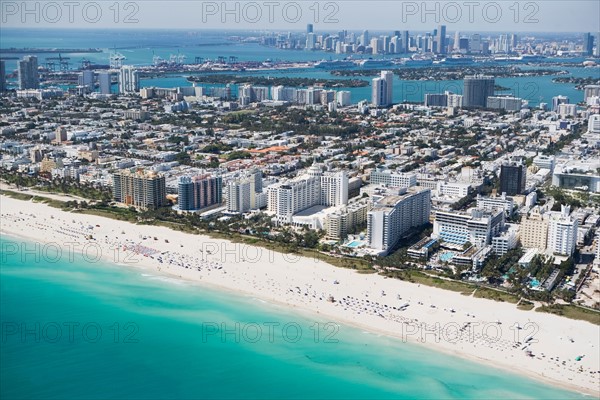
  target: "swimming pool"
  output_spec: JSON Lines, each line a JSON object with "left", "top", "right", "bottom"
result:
{"left": 346, "top": 240, "right": 362, "bottom": 248}
{"left": 439, "top": 251, "right": 455, "bottom": 262}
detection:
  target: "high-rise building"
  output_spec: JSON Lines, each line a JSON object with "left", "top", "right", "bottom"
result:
{"left": 177, "top": 175, "right": 222, "bottom": 212}
{"left": 380, "top": 70, "right": 393, "bottom": 106}
{"left": 453, "top": 31, "right": 460, "bottom": 52}
{"left": 424, "top": 93, "right": 448, "bottom": 107}
{"left": 113, "top": 169, "right": 166, "bottom": 210}
{"left": 18, "top": 55, "right": 39, "bottom": 89}
{"left": 78, "top": 70, "right": 94, "bottom": 93}
{"left": 367, "top": 187, "right": 431, "bottom": 254}
{"left": 433, "top": 208, "right": 504, "bottom": 248}
{"left": 401, "top": 31, "right": 410, "bottom": 53}
{"left": 547, "top": 206, "right": 578, "bottom": 256}
{"left": 520, "top": 207, "right": 549, "bottom": 250}
{"left": 307, "top": 24, "right": 313, "bottom": 34}
{"left": 582, "top": 32, "right": 594, "bottom": 56}
{"left": 361, "top": 30, "right": 370, "bottom": 46}
{"left": 0, "top": 60, "right": 6, "bottom": 92}
{"left": 227, "top": 180, "right": 252, "bottom": 214}
{"left": 486, "top": 96, "right": 524, "bottom": 111}
{"left": 436, "top": 25, "right": 447, "bottom": 54}
{"left": 499, "top": 161, "right": 526, "bottom": 196}
{"left": 552, "top": 95, "right": 569, "bottom": 112}
{"left": 98, "top": 72, "right": 112, "bottom": 94}
{"left": 119, "top": 66, "right": 139, "bottom": 94}
{"left": 226, "top": 168, "right": 263, "bottom": 214}
{"left": 584, "top": 85, "right": 600, "bottom": 101}
{"left": 510, "top": 34, "right": 518, "bottom": 51}
{"left": 370, "top": 169, "right": 417, "bottom": 188}
{"left": 371, "top": 77, "right": 386, "bottom": 107}
{"left": 337, "top": 91, "right": 352, "bottom": 106}
{"left": 469, "top": 34, "right": 481, "bottom": 53}
{"left": 54, "top": 126, "right": 68, "bottom": 144}
{"left": 463, "top": 75, "right": 494, "bottom": 108}
{"left": 320, "top": 170, "right": 348, "bottom": 206}
{"left": 588, "top": 114, "right": 600, "bottom": 134}
{"left": 372, "top": 71, "right": 393, "bottom": 107}
{"left": 267, "top": 165, "right": 348, "bottom": 224}
{"left": 306, "top": 33, "right": 317, "bottom": 50}
{"left": 370, "top": 38, "right": 380, "bottom": 54}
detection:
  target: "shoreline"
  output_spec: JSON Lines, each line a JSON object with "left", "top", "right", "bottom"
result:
{"left": 1, "top": 195, "right": 598, "bottom": 397}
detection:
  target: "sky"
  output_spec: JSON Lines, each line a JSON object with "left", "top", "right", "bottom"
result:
{"left": 1, "top": 0, "right": 599, "bottom": 32}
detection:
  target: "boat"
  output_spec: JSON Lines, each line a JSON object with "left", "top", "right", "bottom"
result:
{"left": 439, "top": 55, "right": 474, "bottom": 65}
{"left": 314, "top": 59, "right": 355, "bottom": 69}
{"left": 357, "top": 59, "right": 395, "bottom": 68}
{"left": 403, "top": 55, "right": 433, "bottom": 66}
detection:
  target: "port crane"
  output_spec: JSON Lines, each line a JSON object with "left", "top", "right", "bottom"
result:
{"left": 45, "top": 54, "right": 70, "bottom": 71}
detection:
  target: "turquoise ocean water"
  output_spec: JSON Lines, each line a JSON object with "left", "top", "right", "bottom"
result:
{"left": 0, "top": 235, "right": 586, "bottom": 399}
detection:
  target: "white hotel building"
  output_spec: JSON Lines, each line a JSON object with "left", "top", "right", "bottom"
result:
{"left": 370, "top": 169, "right": 417, "bottom": 188}
{"left": 433, "top": 208, "right": 505, "bottom": 248}
{"left": 267, "top": 165, "right": 348, "bottom": 224}
{"left": 367, "top": 187, "right": 431, "bottom": 255}
{"left": 547, "top": 206, "right": 578, "bottom": 256}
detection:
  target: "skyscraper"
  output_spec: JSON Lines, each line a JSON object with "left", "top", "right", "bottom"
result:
{"left": 98, "top": 72, "right": 112, "bottom": 94}
{"left": 119, "top": 66, "right": 139, "bottom": 94}
{"left": 371, "top": 77, "right": 386, "bottom": 107}
{"left": 177, "top": 175, "right": 222, "bottom": 212}
{"left": 469, "top": 34, "right": 481, "bottom": 53}
{"left": 78, "top": 70, "right": 94, "bottom": 92}
{"left": 552, "top": 95, "right": 570, "bottom": 112}
{"left": 463, "top": 75, "right": 495, "bottom": 108}
{"left": 380, "top": 70, "right": 394, "bottom": 106}
{"left": 0, "top": 60, "right": 6, "bottom": 92}
{"left": 112, "top": 169, "right": 166, "bottom": 210}
{"left": 582, "top": 33, "right": 594, "bottom": 56}
{"left": 305, "top": 33, "right": 316, "bottom": 50}
{"left": 499, "top": 161, "right": 526, "bottom": 196}
{"left": 307, "top": 24, "right": 313, "bottom": 34}
{"left": 436, "top": 25, "right": 447, "bottom": 54}
{"left": 361, "top": 30, "right": 370, "bottom": 46}
{"left": 18, "top": 55, "right": 39, "bottom": 89}
{"left": 367, "top": 188, "right": 431, "bottom": 255}
{"left": 453, "top": 31, "right": 460, "bottom": 52}
{"left": 401, "top": 31, "right": 410, "bottom": 53}
{"left": 547, "top": 206, "right": 578, "bottom": 256}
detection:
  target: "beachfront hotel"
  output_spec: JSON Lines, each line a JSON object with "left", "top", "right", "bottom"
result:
{"left": 267, "top": 165, "right": 348, "bottom": 224}
{"left": 112, "top": 169, "right": 166, "bottom": 210}
{"left": 367, "top": 187, "right": 431, "bottom": 255}
{"left": 432, "top": 208, "right": 505, "bottom": 249}
{"left": 177, "top": 175, "right": 223, "bottom": 212}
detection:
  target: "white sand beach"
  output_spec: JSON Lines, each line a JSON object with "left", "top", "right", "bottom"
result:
{"left": 1, "top": 195, "right": 599, "bottom": 396}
